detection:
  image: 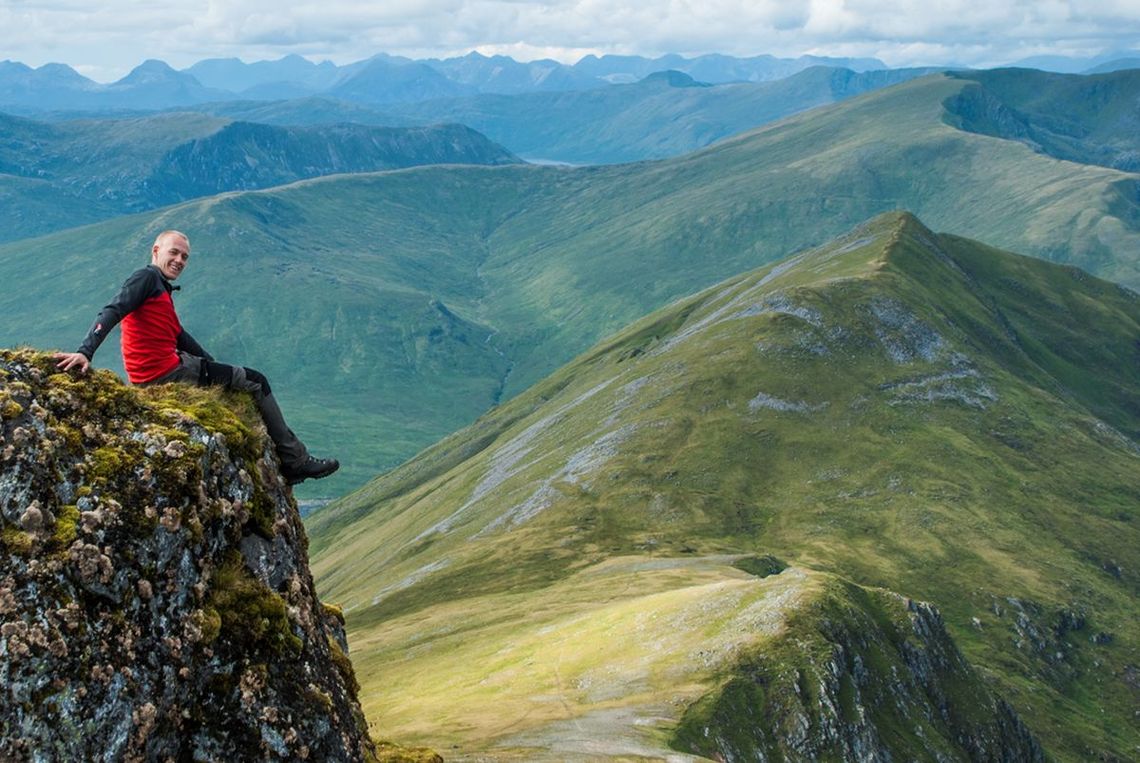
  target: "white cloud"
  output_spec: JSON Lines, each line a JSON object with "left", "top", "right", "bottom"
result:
{"left": 0, "top": 0, "right": 1135, "bottom": 80}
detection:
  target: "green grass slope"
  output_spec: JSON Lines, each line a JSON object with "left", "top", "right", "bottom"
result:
{"left": 0, "top": 172, "right": 119, "bottom": 243}
{"left": 1, "top": 72, "right": 1138, "bottom": 498}
{"left": 0, "top": 110, "right": 518, "bottom": 242}
{"left": 308, "top": 212, "right": 1139, "bottom": 759}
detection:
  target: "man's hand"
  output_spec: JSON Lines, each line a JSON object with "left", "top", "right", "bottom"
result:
{"left": 54, "top": 352, "right": 90, "bottom": 374}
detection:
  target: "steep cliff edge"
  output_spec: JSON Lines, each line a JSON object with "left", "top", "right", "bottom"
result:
{"left": 0, "top": 349, "right": 374, "bottom": 761}
{"left": 673, "top": 577, "right": 1044, "bottom": 762}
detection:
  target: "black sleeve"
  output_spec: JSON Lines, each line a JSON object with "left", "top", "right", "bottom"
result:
{"left": 76, "top": 268, "right": 161, "bottom": 360}
{"left": 177, "top": 329, "right": 213, "bottom": 361}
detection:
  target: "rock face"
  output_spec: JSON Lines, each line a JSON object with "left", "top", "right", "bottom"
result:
{"left": 0, "top": 350, "right": 373, "bottom": 761}
{"left": 673, "top": 579, "right": 1044, "bottom": 762}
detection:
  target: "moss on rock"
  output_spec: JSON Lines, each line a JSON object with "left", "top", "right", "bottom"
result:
{"left": 208, "top": 549, "right": 302, "bottom": 657}
{"left": 0, "top": 349, "right": 375, "bottom": 762}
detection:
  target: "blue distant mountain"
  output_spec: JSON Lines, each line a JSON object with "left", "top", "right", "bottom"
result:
{"left": 0, "top": 60, "right": 99, "bottom": 110}
{"left": 573, "top": 52, "right": 887, "bottom": 83}
{"left": 101, "top": 59, "right": 232, "bottom": 109}
{"left": 3, "top": 48, "right": 1136, "bottom": 118}
{"left": 0, "top": 59, "right": 230, "bottom": 112}
{"left": 383, "top": 66, "right": 940, "bottom": 164}
{"left": 421, "top": 51, "right": 605, "bottom": 93}
{"left": 324, "top": 57, "right": 476, "bottom": 104}
{"left": 1008, "top": 48, "right": 1140, "bottom": 73}
{"left": 186, "top": 54, "right": 341, "bottom": 94}
{"left": 1084, "top": 57, "right": 1140, "bottom": 74}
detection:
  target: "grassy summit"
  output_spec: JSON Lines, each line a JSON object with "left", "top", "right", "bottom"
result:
{"left": 309, "top": 212, "right": 1139, "bottom": 759}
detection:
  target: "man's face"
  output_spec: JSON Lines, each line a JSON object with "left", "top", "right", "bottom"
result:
{"left": 151, "top": 234, "right": 190, "bottom": 281}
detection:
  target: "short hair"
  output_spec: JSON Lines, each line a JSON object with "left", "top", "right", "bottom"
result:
{"left": 154, "top": 230, "right": 190, "bottom": 248}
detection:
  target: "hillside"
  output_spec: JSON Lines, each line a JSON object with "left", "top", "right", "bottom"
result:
{"left": 0, "top": 171, "right": 120, "bottom": 244}
{"left": 944, "top": 68, "right": 1140, "bottom": 171}
{"left": 1, "top": 72, "right": 1137, "bottom": 497}
{"left": 113, "top": 67, "right": 1140, "bottom": 172}
{"left": 307, "top": 212, "right": 1140, "bottom": 760}
{"left": 0, "top": 112, "right": 519, "bottom": 241}
{"left": 387, "top": 65, "right": 940, "bottom": 163}
{"left": 171, "top": 65, "right": 937, "bottom": 165}
{"left": 197, "top": 97, "right": 412, "bottom": 128}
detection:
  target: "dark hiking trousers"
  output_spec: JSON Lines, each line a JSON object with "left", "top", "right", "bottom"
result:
{"left": 145, "top": 352, "right": 309, "bottom": 469}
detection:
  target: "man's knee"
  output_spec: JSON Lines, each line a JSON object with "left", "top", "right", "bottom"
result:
{"left": 241, "top": 367, "right": 273, "bottom": 396}
{"left": 229, "top": 365, "right": 273, "bottom": 399}
{"left": 197, "top": 359, "right": 273, "bottom": 399}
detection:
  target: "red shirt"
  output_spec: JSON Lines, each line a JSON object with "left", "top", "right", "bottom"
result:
{"left": 77, "top": 265, "right": 210, "bottom": 384}
{"left": 120, "top": 288, "right": 182, "bottom": 383}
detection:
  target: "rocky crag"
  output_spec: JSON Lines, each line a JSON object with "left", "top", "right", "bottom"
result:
{"left": 0, "top": 349, "right": 376, "bottom": 761}
{"left": 674, "top": 577, "right": 1044, "bottom": 762}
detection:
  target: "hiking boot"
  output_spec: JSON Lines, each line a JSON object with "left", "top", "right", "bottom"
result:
{"left": 283, "top": 456, "right": 339, "bottom": 485}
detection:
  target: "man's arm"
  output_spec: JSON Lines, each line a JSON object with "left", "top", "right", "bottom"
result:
{"left": 177, "top": 329, "right": 213, "bottom": 361}
{"left": 55, "top": 267, "right": 159, "bottom": 373}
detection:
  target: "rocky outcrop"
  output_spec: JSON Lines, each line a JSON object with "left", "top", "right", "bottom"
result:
{"left": 673, "top": 578, "right": 1044, "bottom": 762}
{"left": 0, "top": 349, "right": 374, "bottom": 761}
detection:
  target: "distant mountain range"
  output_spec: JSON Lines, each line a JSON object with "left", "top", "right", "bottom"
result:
{"left": 1009, "top": 48, "right": 1140, "bottom": 74}
{"left": 4, "top": 48, "right": 1137, "bottom": 118}
{"left": 185, "top": 50, "right": 891, "bottom": 95}
{"left": 383, "top": 66, "right": 944, "bottom": 163}
{"left": 7, "top": 65, "right": 1136, "bottom": 245}
{"left": 307, "top": 211, "right": 1139, "bottom": 759}
{"left": 183, "top": 66, "right": 1140, "bottom": 170}
{"left": 2, "top": 71, "right": 1136, "bottom": 498}
{"left": 187, "top": 66, "right": 945, "bottom": 164}
{"left": 0, "top": 59, "right": 231, "bottom": 112}
{"left": 0, "top": 50, "right": 891, "bottom": 114}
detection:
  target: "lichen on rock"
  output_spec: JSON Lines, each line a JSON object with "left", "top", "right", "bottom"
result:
{"left": 0, "top": 349, "right": 374, "bottom": 762}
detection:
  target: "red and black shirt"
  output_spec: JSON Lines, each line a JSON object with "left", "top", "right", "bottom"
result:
{"left": 77, "top": 265, "right": 211, "bottom": 384}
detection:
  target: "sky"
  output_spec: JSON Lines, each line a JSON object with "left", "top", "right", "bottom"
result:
{"left": 1, "top": 0, "right": 1138, "bottom": 82}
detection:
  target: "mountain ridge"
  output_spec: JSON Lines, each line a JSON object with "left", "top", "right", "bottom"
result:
{"left": 944, "top": 68, "right": 1140, "bottom": 171}
{"left": 308, "top": 211, "right": 1139, "bottom": 759}
{"left": 0, "top": 113, "right": 519, "bottom": 241}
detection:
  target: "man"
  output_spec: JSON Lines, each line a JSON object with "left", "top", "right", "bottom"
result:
{"left": 54, "top": 230, "right": 338, "bottom": 485}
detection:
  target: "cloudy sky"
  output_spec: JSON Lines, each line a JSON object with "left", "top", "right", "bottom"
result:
{"left": 2, "top": 0, "right": 1137, "bottom": 81}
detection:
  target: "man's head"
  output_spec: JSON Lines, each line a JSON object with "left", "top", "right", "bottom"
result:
{"left": 151, "top": 230, "right": 190, "bottom": 281}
